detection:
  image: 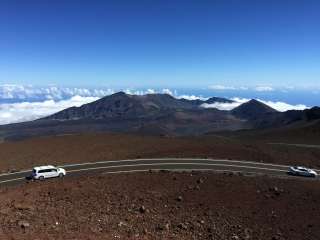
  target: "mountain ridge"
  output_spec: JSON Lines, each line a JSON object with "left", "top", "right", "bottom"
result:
{"left": 0, "top": 92, "right": 318, "bottom": 140}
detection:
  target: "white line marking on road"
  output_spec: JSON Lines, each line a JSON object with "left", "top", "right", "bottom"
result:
{"left": 0, "top": 170, "right": 31, "bottom": 177}
{"left": 67, "top": 163, "right": 287, "bottom": 174}
{"left": 60, "top": 158, "right": 292, "bottom": 168}
{"left": 0, "top": 177, "right": 25, "bottom": 184}
{"left": 101, "top": 169, "right": 254, "bottom": 175}
{"left": 269, "top": 143, "right": 320, "bottom": 149}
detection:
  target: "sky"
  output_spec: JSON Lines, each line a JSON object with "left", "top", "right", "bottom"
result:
{"left": 0, "top": 0, "right": 319, "bottom": 124}
{"left": 0, "top": 0, "right": 319, "bottom": 88}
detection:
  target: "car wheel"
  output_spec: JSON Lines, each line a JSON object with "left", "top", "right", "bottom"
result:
{"left": 39, "top": 176, "right": 45, "bottom": 181}
{"left": 59, "top": 173, "right": 64, "bottom": 178}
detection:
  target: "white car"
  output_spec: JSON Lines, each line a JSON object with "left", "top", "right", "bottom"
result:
{"left": 288, "top": 166, "right": 318, "bottom": 178}
{"left": 31, "top": 165, "right": 66, "bottom": 180}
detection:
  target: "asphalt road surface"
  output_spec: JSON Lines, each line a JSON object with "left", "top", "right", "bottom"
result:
{"left": 268, "top": 143, "right": 320, "bottom": 149}
{"left": 0, "top": 158, "right": 319, "bottom": 185}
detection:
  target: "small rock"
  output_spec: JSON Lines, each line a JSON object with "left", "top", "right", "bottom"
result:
{"left": 155, "top": 225, "right": 164, "bottom": 231}
{"left": 264, "top": 194, "right": 271, "bottom": 199}
{"left": 176, "top": 196, "right": 183, "bottom": 202}
{"left": 14, "top": 203, "right": 34, "bottom": 211}
{"left": 118, "top": 221, "right": 127, "bottom": 227}
{"left": 139, "top": 205, "right": 146, "bottom": 213}
{"left": 197, "top": 178, "right": 204, "bottom": 184}
{"left": 164, "top": 223, "right": 170, "bottom": 230}
{"left": 231, "top": 234, "right": 240, "bottom": 240}
{"left": 177, "top": 222, "right": 188, "bottom": 230}
{"left": 0, "top": 208, "right": 10, "bottom": 215}
{"left": 18, "top": 220, "right": 30, "bottom": 229}
{"left": 244, "top": 228, "right": 251, "bottom": 239}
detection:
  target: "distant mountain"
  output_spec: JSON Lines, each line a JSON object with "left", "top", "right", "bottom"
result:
{"left": 44, "top": 92, "right": 202, "bottom": 121}
{"left": 303, "top": 107, "right": 320, "bottom": 121}
{"left": 205, "top": 97, "right": 234, "bottom": 104}
{"left": 231, "top": 99, "right": 278, "bottom": 120}
{"left": 0, "top": 92, "right": 319, "bottom": 140}
{"left": 44, "top": 93, "right": 234, "bottom": 121}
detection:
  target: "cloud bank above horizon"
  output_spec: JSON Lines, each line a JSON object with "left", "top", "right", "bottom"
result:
{"left": 0, "top": 85, "right": 311, "bottom": 125}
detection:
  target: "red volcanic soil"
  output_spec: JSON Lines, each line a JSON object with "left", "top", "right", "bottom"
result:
{"left": 0, "top": 171, "right": 319, "bottom": 239}
{"left": 0, "top": 133, "right": 320, "bottom": 172}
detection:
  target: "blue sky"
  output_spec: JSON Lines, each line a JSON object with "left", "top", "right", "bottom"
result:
{"left": 0, "top": 0, "right": 319, "bottom": 88}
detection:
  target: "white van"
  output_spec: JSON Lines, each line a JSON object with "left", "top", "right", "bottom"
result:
{"left": 31, "top": 165, "right": 66, "bottom": 180}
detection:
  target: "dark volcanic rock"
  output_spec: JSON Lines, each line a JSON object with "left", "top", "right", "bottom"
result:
{"left": 205, "top": 97, "right": 234, "bottom": 104}
{"left": 231, "top": 99, "right": 278, "bottom": 120}
{"left": 44, "top": 92, "right": 201, "bottom": 121}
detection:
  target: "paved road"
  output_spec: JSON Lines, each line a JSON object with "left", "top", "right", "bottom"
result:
{"left": 269, "top": 143, "right": 320, "bottom": 149}
{"left": 0, "top": 158, "right": 318, "bottom": 185}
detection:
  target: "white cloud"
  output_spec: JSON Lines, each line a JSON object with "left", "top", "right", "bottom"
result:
{"left": 146, "top": 89, "right": 156, "bottom": 94}
{"left": 0, "top": 96, "right": 98, "bottom": 125}
{"left": 208, "top": 85, "right": 279, "bottom": 92}
{"left": 162, "top": 88, "right": 174, "bottom": 95}
{"left": 208, "top": 85, "right": 236, "bottom": 90}
{"left": 201, "top": 97, "right": 309, "bottom": 112}
{"left": 201, "top": 97, "right": 249, "bottom": 110}
{"left": 255, "top": 86, "right": 274, "bottom": 92}
{"left": 201, "top": 102, "right": 243, "bottom": 111}
{"left": 177, "top": 95, "right": 206, "bottom": 101}
{"left": 0, "top": 85, "right": 114, "bottom": 101}
{"left": 208, "top": 85, "right": 250, "bottom": 91}
{"left": 257, "top": 100, "right": 308, "bottom": 112}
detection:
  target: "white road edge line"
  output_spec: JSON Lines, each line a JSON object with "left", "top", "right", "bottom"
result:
{"left": 60, "top": 158, "right": 292, "bottom": 168}
{"left": 101, "top": 169, "right": 270, "bottom": 175}
{"left": 0, "top": 177, "right": 25, "bottom": 184}
{"left": 67, "top": 163, "right": 287, "bottom": 173}
{"left": 0, "top": 170, "right": 31, "bottom": 177}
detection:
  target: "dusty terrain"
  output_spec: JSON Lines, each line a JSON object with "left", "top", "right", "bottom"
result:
{"left": 0, "top": 171, "right": 319, "bottom": 239}
{"left": 0, "top": 133, "right": 320, "bottom": 172}
{"left": 0, "top": 133, "right": 319, "bottom": 239}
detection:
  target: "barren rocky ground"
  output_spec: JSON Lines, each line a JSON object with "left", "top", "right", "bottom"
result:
{"left": 0, "top": 133, "right": 320, "bottom": 172}
{"left": 0, "top": 133, "right": 319, "bottom": 239}
{"left": 0, "top": 171, "right": 319, "bottom": 239}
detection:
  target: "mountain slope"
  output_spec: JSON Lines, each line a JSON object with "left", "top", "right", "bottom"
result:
{"left": 205, "top": 97, "right": 234, "bottom": 104}
{"left": 231, "top": 99, "right": 278, "bottom": 120}
{"left": 0, "top": 92, "right": 319, "bottom": 140}
{"left": 44, "top": 92, "right": 202, "bottom": 121}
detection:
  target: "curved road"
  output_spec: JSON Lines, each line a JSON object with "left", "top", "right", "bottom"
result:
{"left": 0, "top": 158, "right": 318, "bottom": 185}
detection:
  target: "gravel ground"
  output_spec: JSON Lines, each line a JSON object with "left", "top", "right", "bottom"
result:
{"left": 0, "top": 171, "right": 319, "bottom": 239}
